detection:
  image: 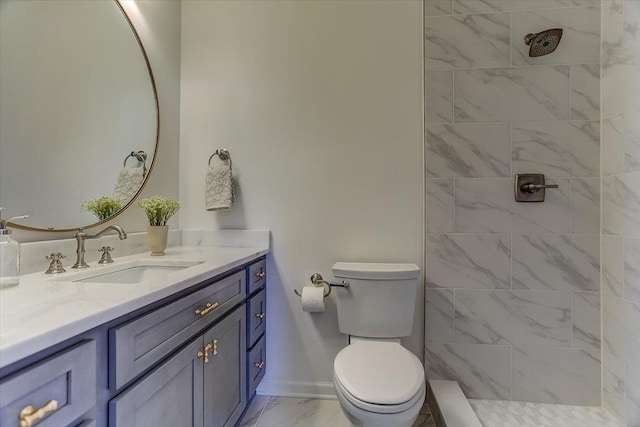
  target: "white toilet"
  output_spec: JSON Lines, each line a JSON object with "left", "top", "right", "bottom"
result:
{"left": 332, "top": 262, "right": 425, "bottom": 427}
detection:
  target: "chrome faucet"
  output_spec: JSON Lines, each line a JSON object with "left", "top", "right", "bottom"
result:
{"left": 72, "top": 225, "right": 127, "bottom": 269}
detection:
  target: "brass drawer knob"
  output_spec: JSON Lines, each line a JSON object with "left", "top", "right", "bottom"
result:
{"left": 212, "top": 339, "right": 218, "bottom": 355}
{"left": 195, "top": 302, "right": 219, "bottom": 317}
{"left": 255, "top": 312, "right": 265, "bottom": 319}
{"left": 19, "top": 399, "right": 58, "bottom": 427}
{"left": 255, "top": 272, "right": 266, "bottom": 279}
{"left": 254, "top": 361, "right": 265, "bottom": 369}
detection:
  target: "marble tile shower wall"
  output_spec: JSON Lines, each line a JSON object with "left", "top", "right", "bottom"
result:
{"left": 424, "top": 0, "right": 601, "bottom": 406}
{"left": 601, "top": 0, "right": 640, "bottom": 425}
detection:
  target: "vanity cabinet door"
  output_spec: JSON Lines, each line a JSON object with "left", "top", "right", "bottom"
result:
{"left": 109, "top": 338, "right": 204, "bottom": 427}
{"left": 203, "top": 305, "right": 246, "bottom": 427}
{"left": 0, "top": 340, "right": 96, "bottom": 427}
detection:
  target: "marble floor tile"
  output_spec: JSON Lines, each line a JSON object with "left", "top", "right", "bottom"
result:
{"left": 239, "top": 395, "right": 271, "bottom": 427}
{"left": 247, "top": 396, "right": 434, "bottom": 427}
{"left": 256, "top": 397, "right": 350, "bottom": 427}
{"left": 470, "top": 399, "right": 624, "bottom": 427}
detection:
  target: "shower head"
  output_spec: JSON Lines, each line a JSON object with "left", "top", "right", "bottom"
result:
{"left": 524, "top": 28, "right": 563, "bottom": 57}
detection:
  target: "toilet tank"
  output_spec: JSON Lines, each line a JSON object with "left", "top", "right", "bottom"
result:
{"left": 332, "top": 262, "right": 420, "bottom": 338}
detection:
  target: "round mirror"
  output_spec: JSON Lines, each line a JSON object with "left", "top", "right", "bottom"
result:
{"left": 0, "top": 0, "right": 158, "bottom": 231}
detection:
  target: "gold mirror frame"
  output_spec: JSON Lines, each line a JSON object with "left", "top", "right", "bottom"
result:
{"left": 10, "top": 0, "right": 159, "bottom": 232}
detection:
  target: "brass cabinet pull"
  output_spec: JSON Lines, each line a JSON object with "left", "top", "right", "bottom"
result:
{"left": 255, "top": 312, "right": 265, "bottom": 319}
{"left": 195, "top": 302, "right": 219, "bottom": 317}
{"left": 19, "top": 399, "right": 58, "bottom": 427}
{"left": 255, "top": 272, "right": 266, "bottom": 279}
{"left": 212, "top": 339, "right": 218, "bottom": 355}
{"left": 254, "top": 361, "right": 265, "bottom": 369}
{"left": 197, "top": 343, "right": 213, "bottom": 363}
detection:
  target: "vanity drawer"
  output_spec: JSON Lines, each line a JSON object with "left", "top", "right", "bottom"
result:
{"left": 0, "top": 340, "right": 96, "bottom": 427}
{"left": 246, "top": 334, "right": 266, "bottom": 399}
{"left": 247, "top": 259, "right": 266, "bottom": 295}
{"left": 110, "top": 270, "right": 245, "bottom": 390}
{"left": 247, "top": 288, "right": 266, "bottom": 348}
{"left": 76, "top": 420, "right": 96, "bottom": 427}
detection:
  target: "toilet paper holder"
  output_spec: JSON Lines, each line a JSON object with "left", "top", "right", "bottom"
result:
{"left": 293, "top": 273, "right": 350, "bottom": 298}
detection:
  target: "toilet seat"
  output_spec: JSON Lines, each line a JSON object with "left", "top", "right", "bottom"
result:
{"left": 334, "top": 374, "right": 425, "bottom": 414}
{"left": 333, "top": 340, "right": 424, "bottom": 414}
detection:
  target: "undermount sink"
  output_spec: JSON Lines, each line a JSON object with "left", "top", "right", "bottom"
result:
{"left": 71, "top": 260, "right": 204, "bottom": 284}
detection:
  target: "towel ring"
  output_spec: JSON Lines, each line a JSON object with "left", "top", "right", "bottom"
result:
{"left": 123, "top": 150, "right": 148, "bottom": 173}
{"left": 208, "top": 148, "right": 232, "bottom": 169}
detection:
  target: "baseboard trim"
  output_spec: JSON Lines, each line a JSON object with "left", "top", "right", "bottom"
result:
{"left": 256, "top": 380, "right": 337, "bottom": 399}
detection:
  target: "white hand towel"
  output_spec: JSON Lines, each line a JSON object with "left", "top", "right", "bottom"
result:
{"left": 206, "top": 164, "right": 234, "bottom": 211}
{"left": 113, "top": 166, "right": 145, "bottom": 202}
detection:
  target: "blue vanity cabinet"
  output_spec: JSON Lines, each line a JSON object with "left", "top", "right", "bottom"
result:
{"left": 109, "top": 306, "right": 246, "bottom": 427}
{"left": 0, "top": 255, "right": 268, "bottom": 427}
{"left": 0, "top": 340, "right": 97, "bottom": 427}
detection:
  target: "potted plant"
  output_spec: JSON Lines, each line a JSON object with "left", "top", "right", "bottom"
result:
{"left": 137, "top": 196, "right": 180, "bottom": 255}
{"left": 81, "top": 196, "right": 123, "bottom": 221}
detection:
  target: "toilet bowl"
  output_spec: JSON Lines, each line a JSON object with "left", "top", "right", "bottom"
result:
{"left": 333, "top": 339, "right": 425, "bottom": 427}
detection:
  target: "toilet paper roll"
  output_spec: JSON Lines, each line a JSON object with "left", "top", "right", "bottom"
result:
{"left": 301, "top": 286, "right": 325, "bottom": 313}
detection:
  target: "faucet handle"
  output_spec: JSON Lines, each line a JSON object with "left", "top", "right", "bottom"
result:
{"left": 45, "top": 253, "right": 66, "bottom": 274}
{"left": 98, "top": 246, "right": 114, "bottom": 264}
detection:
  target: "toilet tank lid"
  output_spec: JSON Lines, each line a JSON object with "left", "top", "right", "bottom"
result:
{"left": 332, "top": 262, "right": 420, "bottom": 280}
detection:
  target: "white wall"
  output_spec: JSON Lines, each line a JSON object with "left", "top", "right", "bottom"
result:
{"left": 180, "top": 0, "right": 424, "bottom": 397}
{"left": 11, "top": 0, "right": 181, "bottom": 243}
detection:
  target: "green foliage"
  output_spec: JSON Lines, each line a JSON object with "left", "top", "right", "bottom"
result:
{"left": 81, "top": 196, "right": 123, "bottom": 221}
{"left": 137, "top": 196, "right": 180, "bottom": 226}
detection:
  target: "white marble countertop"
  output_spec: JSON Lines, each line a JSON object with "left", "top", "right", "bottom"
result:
{"left": 0, "top": 244, "right": 269, "bottom": 369}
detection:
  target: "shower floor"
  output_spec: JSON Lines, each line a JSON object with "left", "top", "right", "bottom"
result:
{"left": 469, "top": 399, "right": 623, "bottom": 427}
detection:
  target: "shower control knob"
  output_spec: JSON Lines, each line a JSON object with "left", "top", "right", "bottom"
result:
{"left": 514, "top": 174, "right": 558, "bottom": 202}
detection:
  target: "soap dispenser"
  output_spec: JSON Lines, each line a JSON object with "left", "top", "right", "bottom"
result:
{"left": 0, "top": 208, "right": 29, "bottom": 288}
